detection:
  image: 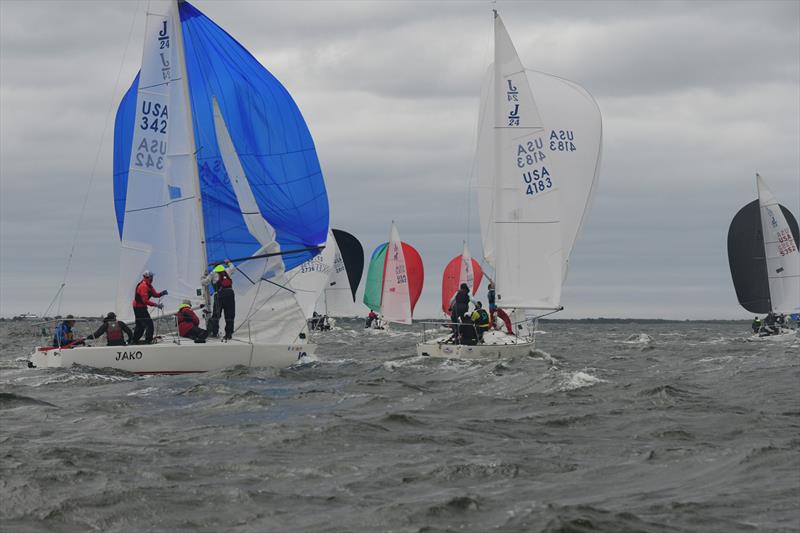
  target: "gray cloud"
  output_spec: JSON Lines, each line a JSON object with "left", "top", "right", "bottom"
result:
{"left": 1, "top": 0, "right": 798, "bottom": 320}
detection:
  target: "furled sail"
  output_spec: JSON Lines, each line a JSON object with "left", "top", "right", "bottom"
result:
{"left": 475, "top": 12, "right": 601, "bottom": 311}
{"left": 441, "top": 243, "right": 483, "bottom": 315}
{"left": 756, "top": 174, "right": 800, "bottom": 314}
{"left": 113, "top": 0, "right": 329, "bottom": 276}
{"left": 116, "top": 0, "right": 204, "bottom": 320}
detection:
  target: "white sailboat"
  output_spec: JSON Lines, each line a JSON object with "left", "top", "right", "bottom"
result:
{"left": 417, "top": 11, "right": 602, "bottom": 359}
{"left": 362, "top": 222, "right": 424, "bottom": 330}
{"left": 29, "top": 0, "right": 329, "bottom": 373}
{"left": 729, "top": 174, "right": 800, "bottom": 339}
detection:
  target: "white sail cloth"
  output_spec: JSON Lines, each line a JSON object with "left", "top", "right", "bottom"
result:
{"left": 116, "top": 0, "right": 205, "bottom": 320}
{"left": 381, "top": 223, "right": 413, "bottom": 324}
{"left": 286, "top": 231, "right": 337, "bottom": 319}
{"left": 475, "top": 13, "right": 601, "bottom": 311}
{"left": 317, "top": 241, "right": 359, "bottom": 316}
{"left": 757, "top": 174, "right": 800, "bottom": 314}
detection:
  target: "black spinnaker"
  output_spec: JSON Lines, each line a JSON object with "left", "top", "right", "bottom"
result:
{"left": 727, "top": 200, "right": 799, "bottom": 313}
{"left": 332, "top": 229, "right": 365, "bottom": 301}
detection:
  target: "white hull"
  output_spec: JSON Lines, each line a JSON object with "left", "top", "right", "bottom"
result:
{"left": 28, "top": 339, "right": 314, "bottom": 374}
{"left": 747, "top": 328, "right": 797, "bottom": 342}
{"left": 416, "top": 330, "right": 535, "bottom": 360}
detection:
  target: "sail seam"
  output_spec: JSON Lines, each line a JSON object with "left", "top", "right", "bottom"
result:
{"left": 125, "top": 196, "right": 195, "bottom": 213}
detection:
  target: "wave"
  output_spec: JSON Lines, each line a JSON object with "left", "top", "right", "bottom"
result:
{"left": 0, "top": 392, "right": 57, "bottom": 409}
{"left": 557, "top": 371, "right": 606, "bottom": 392}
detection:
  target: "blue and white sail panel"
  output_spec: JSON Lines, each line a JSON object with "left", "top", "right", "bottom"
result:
{"left": 116, "top": 0, "right": 204, "bottom": 319}
{"left": 212, "top": 98, "right": 284, "bottom": 280}
{"left": 114, "top": 0, "right": 329, "bottom": 272}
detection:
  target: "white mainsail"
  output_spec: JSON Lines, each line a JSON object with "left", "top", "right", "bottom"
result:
{"left": 381, "top": 223, "right": 413, "bottom": 324}
{"left": 475, "top": 12, "right": 601, "bottom": 311}
{"left": 116, "top": 0, "right": 205, "bottom": 320}
{"left": 756, "top": 174, "right": 800, "bottom": 314}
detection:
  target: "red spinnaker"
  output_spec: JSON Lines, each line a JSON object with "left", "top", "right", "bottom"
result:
{"left": 440, "top": 256, "right": 483, "bottom": 315}
{"left": 402, "top": 242, "right": 425, "bottom": 315}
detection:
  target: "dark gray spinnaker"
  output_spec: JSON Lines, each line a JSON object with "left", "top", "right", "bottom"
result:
{"left": 727, "top": 200, "right": 799, "bottom": 313}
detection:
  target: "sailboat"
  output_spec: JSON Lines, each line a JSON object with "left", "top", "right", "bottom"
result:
{"left": 417, "top": 11, "right": 602, "bottom": 358}
{"left": 315, "top": 229, "right": 365, "bottom": 318}
{"left": 29, "top": 0, "right": 329, "bottom": 373}
{"left": 363, "top": 223, "right": 424, "bottom": 327}
{"left": 728, "top": 174, "right": 800, "bottom": 336}
{"left": 292, "top": 228, "right": 364, "bottom": 330}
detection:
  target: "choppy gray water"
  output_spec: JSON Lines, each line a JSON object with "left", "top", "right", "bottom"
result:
{"left": 1, "top": 320, "right": 798, "bottom": 532}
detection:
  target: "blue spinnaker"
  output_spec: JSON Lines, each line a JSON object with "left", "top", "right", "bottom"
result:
{"left": 113, "top": 1, "right": 328, "bottom": 271}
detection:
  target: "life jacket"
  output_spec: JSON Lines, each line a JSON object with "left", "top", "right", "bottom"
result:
{"left": 216, "top": 270, "right": 233, "bottom": 290}
{"left": 133, "top": 279, "right": 153, "bottom": 308}
{"left": 106, "top": 321, "right": 123, "bottom": 342}
{"left": 177, "top": 306, "right": 199, "bottom": 337}
{"left": 476, "top": 308, "right": 490, "bottom": 328}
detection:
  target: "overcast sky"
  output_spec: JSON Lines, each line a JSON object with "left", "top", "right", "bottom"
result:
{"left": 1, "top": 0, "right": 798, "bottom": 320}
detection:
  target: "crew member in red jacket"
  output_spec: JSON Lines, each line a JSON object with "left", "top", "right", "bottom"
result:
{"left": 176, "top": 300, "right": 208, "bottom": 343}
{"left": 131, "top": 270, "right": 168, "bottom": 344}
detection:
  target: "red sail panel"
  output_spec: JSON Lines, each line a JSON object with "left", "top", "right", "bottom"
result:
{"left": 402, "top": 242, "right": 425, "bottom": 315}
{"left": 441, "top": 255, "right": 484, "bottom": 315}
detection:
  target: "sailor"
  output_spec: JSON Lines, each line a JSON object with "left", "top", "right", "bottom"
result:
{"left": 751, "top": 316, "right": 762, "bottom": 334}
{"left": 487, "top": 282, "right": 513, "bottom": 335}
{"left": 203, "top": 260, "right": 235, "bottom": 340}
{"left": 86, "top": 312, "right": 132, "bottom": 346}
{"left": 458, "top": 313, "right": 479, "bottom": 346}
{"left": 176, "top": 300, "right": 208, "bottom": 343}
{"left": 763, "top": 312, "right": 777, "bottom": 335}
{"left": 131, "top": 270, "right": 168, "bottom": 344}
{"left": 449, "top": 283, "right": 475, "bottom": 328}
{"left": 310, "top": 311, "right": 323, "bottom": 331}
{"left": 470, "top": 301, "right": 491, "bottom": 342}
{"left": 53, "top": 315, "right": 78, "bottom": 347}
{"left": 366, "top": 310, "right": 378, "bottom": 329}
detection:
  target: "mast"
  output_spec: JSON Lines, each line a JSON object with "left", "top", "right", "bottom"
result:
{"left": 492, "top": 10, "right": 504, "bottom": 306}
{"left": 170, "top": 0, "right": 210, "bottom": 309}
